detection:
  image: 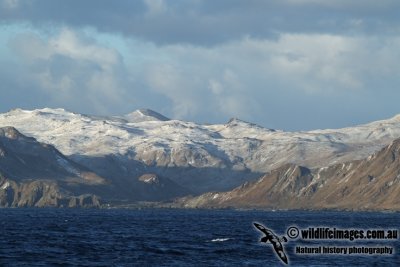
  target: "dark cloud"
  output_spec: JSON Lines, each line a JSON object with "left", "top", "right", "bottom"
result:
{"left": 1, "top": 0, "right": 400, "bottom": 46}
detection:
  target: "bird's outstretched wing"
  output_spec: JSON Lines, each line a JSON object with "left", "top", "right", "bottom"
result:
{"left": 253, "top": 222, "right": 271, "bottom": 235}
{"left": 270, "top": 238, "right": 289, "bottom": 264}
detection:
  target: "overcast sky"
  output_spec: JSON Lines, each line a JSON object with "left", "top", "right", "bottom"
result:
{"left": 1, "top": 0, "right": 400, "bottom": 131}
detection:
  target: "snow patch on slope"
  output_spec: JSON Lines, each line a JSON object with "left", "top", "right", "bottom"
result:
{"left": 1, "top": 181, "right": 10, "bottom": 190}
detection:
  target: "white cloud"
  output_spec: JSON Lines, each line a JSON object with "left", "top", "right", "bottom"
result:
{"left": 49, "top": 29, "right": 120, "bottom": 69}
{"left": 144, "top": 63, "right": 204, "bottom": 118}
{"left": 12, "top": 28, "right": 120, "bottom": 67}
{"left": 258, "top": 34, "right": 365, "bottom": 92}
{"left": 9, "top": 28, "right": 130, "bottom": 114}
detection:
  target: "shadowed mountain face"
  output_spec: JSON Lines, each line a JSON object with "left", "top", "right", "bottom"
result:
{"left": 177, "top": 139, "right": 400, "bottom": 211}
{"left": 0, "top": 127, "right": 107, "bottom": 184}
{"left": 0, "top": 127, "right": 104, "bottom": 207}
{"left": 0, "top": 127, "right": 190, "bottom": 207}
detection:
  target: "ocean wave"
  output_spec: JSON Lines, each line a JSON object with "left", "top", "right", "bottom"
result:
{"left": 210, "top": 238, "right": 232, "bottom": 242}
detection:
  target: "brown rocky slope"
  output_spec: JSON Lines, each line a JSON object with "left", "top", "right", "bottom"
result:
{"left": 176, "top": 138, "right": 400, "bottom": 210}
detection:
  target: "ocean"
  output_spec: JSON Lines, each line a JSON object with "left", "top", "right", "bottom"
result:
{"left": 0, "top": 208, "right": 398, "bottom": 266}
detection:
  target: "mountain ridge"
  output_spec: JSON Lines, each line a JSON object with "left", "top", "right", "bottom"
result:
{"left": 1, "top": 108, "right": 400, "bottom": 193}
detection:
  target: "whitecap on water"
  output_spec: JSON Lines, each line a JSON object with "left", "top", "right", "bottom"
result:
{"left": 210, "top": 238, "right": 232, "bottom": 242}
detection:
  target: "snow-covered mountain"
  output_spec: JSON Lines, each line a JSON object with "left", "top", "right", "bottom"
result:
{"left": 1, "top": 108, "right": 400, "bottom": 193}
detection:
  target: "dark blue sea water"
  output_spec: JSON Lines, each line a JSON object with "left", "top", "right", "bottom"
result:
{"left": 0, "top": 209, "right": 398, "bottom": 266}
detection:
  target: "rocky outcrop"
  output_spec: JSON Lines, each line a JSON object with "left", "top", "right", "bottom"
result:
{"left": 0, "top": 127, "right": 103, "bottom": 207}
{"left": 177, "top": 139, "right": 400, "bottom": 211}
{"left": 0, "top": 177, "right": 100, "bottom": 207}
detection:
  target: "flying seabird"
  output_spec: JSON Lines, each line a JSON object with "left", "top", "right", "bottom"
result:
{"left": 254, "top": 222, "right": 288, "bottom": 264}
